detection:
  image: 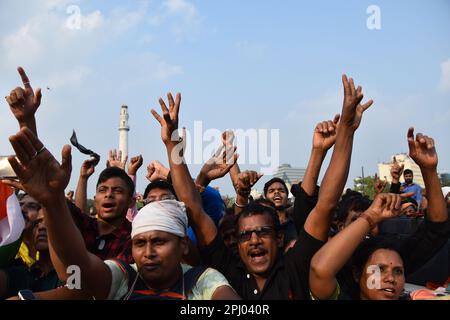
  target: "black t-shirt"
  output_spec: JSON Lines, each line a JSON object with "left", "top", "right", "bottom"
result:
{"left": 200, "top": 227, "right": 324, "bottom": 300}
{"left": 3, "top": 261, "right": 62, "bottom": 298}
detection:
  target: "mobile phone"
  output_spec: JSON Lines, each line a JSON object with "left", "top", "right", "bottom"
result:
{"left": 0, "top": 156, "right": 17, "bottom": 179}
{"left": 18, "top": 290, "right": 36, "bottom": 300}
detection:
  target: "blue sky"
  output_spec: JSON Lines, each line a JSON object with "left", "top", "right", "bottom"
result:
{"left": 0, "top": 0, "right": 449, "bottom": 197}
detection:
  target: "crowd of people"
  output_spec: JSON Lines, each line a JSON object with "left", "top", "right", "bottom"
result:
{"left": 0, "top": 67, "right": 449, "bottom": 300}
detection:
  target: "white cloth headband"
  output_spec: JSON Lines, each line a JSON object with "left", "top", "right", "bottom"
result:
{"left": 131, "top": 199, "right": 188, "bottom": 239}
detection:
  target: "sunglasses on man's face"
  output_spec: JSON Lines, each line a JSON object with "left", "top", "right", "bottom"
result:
{"left": 238, "top": 226, "right": 274, "bottom": 243}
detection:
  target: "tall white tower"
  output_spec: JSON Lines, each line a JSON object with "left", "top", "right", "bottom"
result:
{"left": 119, "top": 105, "right": 129, "bottom": 160}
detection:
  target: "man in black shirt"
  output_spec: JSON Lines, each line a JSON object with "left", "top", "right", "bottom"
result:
{"left": 198, "top": 75, "right": 373, "bottom": 299}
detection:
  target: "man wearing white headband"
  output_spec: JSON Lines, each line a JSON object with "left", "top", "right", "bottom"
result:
{"left": 5, "top": 126, "right": 239, "bottom": 300}
{"left": 96, "top": 199, "right": 239, "bottom": 300}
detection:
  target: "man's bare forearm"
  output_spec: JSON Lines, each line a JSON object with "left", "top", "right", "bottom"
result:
{"left": 317, "top": 128, "right": 354, "bottom": 212}
{"left": 302, "top": 148, "right": 327, "bottom": 196}
{"left": 421, "top": 167, "right": 447, "bottom": 222}
{"left": 43, "top": 194, "right": 91, "bottom": 274}
{"left": 166, "top": 143, "right": 217, "bottom": 246}
{"left": 166, "top": 144, "right": 203, "bottom": 210}
{"left": 75, "top": 176, "right": 88, "bottom": 213}
{"left": 19, "top": 118, "right": 38, "bottom": 137}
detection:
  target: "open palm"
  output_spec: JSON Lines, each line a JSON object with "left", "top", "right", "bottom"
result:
{"left": 8, "top": 128, "right": 71, "bottom": 205}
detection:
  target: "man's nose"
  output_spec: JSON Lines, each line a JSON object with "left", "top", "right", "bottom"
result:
{"left": 249, "top": 231, "right": 262, "bottom": 244}
{"left": 144, "top": 243, "right": 156, "bottom": 258}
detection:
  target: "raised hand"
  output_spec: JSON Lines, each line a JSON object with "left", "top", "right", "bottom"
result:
{"left": 222, "top": 130, "right": 235, "bottom": 148}
{"left": 5, "top": 67, "right": 42, "bottom": 135}
{"left": 128, "top": 155, "right": 143, "bottom": 176}
{"left": 373, "top": 173, "right": 387, "bottom": 194}
{"left": 80, "top": 159, "right": 97, "bottom": 179}
{"left": 151, "top": 93, "right": 181, "bottom": 146}
{"left": 340, "top": 75, "right": 373, "bottom": 131}
{"left": 106, "top": 149, "right": 128, "bottom": 170}
{"left": 362, "top": 193, "right": 410, "bottom": 225}
{"left": 7, "top": 127, "right": 72, "bottom": 206}
{"left": 407, "top": 127, "right": 438, "bottom": 170}
{"left": 390, "top": 156, "right": 404, "bottom": 183}
{"left": 235, "top": 170, "right": 263, "bottom": 196}
{"left": 312, "top": 114, "right": 340, "bottom": 151}
{"left": 196, "top": 144, "right": 239, "bottom": 187}
{"left": 146, "top": 160, "right": 170, "bottom": 182}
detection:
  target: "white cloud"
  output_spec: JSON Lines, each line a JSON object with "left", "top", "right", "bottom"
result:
{"left": 2, "top": 18, "right": 43, "bottom": 65}
{"left": 163, "top": 0, "right": 198, "bottom": 20}
{"left": 82, "top": 10, "right": 104, "bottom": 30}
{"left": 439, "top": 58, "right": 450, "bottom": 93}
{"left": 149, "top": 0, "right": 202, "bottom": 38}
{"left": 46, "top": 0, "right": 79, "bottom": 10}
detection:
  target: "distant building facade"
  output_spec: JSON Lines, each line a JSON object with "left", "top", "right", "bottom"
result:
{"left": 378, "top": 153, "right": 424, "bottom": 188}
{"left": 273, "top": 164, "right": 306, "bottom": 196}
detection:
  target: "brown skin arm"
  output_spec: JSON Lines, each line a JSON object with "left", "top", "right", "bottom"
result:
{"left": 5, "top": 67, "right": 41, "bottom": 137}
{"left": 75, "top": 159, "right": 96, "bottom": 213}
{"left": 302, "top": 115, "right": 340, "bottom": 196}
{"left": 310, "top": 193, "right": 408, "bottom": 299}
{"left": 151, "top": 93, "right": 218, "bottom": 247}
{"left": 7, "top": 128, "right": 112, "bottom": 299}
{"left": 304, "top": 75, "right": 373, "bottom": 241}
{"left": 407, "top": 128, "right": 447, "bottom": 222}
{"left": 211, "top": 285, "right": 241, "bottom": 300}
{"left": 233, "top": 171, "right": 263, "bottom": 215}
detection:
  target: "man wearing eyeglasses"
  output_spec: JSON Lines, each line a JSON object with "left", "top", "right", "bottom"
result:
{"left": 194, "top": 76, "right": 374, "bottom": 299}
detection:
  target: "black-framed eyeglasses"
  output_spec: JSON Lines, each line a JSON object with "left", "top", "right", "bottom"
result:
{"left": 238, "top": 226, "right": 274, "bottom": 243}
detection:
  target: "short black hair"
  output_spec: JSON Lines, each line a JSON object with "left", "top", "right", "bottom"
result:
{"left": 264, "top": 178, "right": 288, "bottom": 196}
{"left": 143, "top": 179, "right": 177, "bottom": 199}
{"left": 96, "top": 167, "right": 134, "bottom": 196}
{"left": 403, "top": 169, "right": 413, "bottom": 175}
{"left": 236, "top": 202, "right": 281, "bottom": 232}
{"left": 335, "top": 192, "right": 372, "bottom": 223}
{"left": 252, "top": 197, "right": 276, "bottom": 209}
{"left": 401, "top": 197, "right": 418, "bottom": 208}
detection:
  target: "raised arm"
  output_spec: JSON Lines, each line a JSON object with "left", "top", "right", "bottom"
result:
{"left": 222, "top": 131, "right": 241, "bottom": 188}
{"left": 304, "top": 75, "right": 373, "bottom": 241}
{"left": 4, "top": 67, "right": 42, "bottom": 137}
{"left": 146, "top": 160, "right": 170, "bottom": 182}
{"left": 373, "top": 173, "right": 388, "bottom": 195}
{"left": 106, "top": 149, "right": 128, "bottom": 170}
{"left": 389, "top": 156, "right": 404, "bottom": 193}
{"left": 233, "top": 171, "right": 263, "bottom": 215}
{"left": 302, "top": 115, "right": 340, "bottom": 196}
{"left": 407, "top": 128, "right": 447, "bottom": 222}
{"left": 7, "top": 128, "right": 111, "bottom": 299}
{"left": 75, "top": 159, "right": 96, "bottom": 213}
{"left": 151, "top": 93, "right": 236, "bottom": 247}
{"left": 310, "top": 193, "right": 408, "bottom": 299}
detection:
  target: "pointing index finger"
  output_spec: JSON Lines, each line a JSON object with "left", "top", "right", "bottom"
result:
{"left": 18, "top": 67, "right": 32, "bottom": 90}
